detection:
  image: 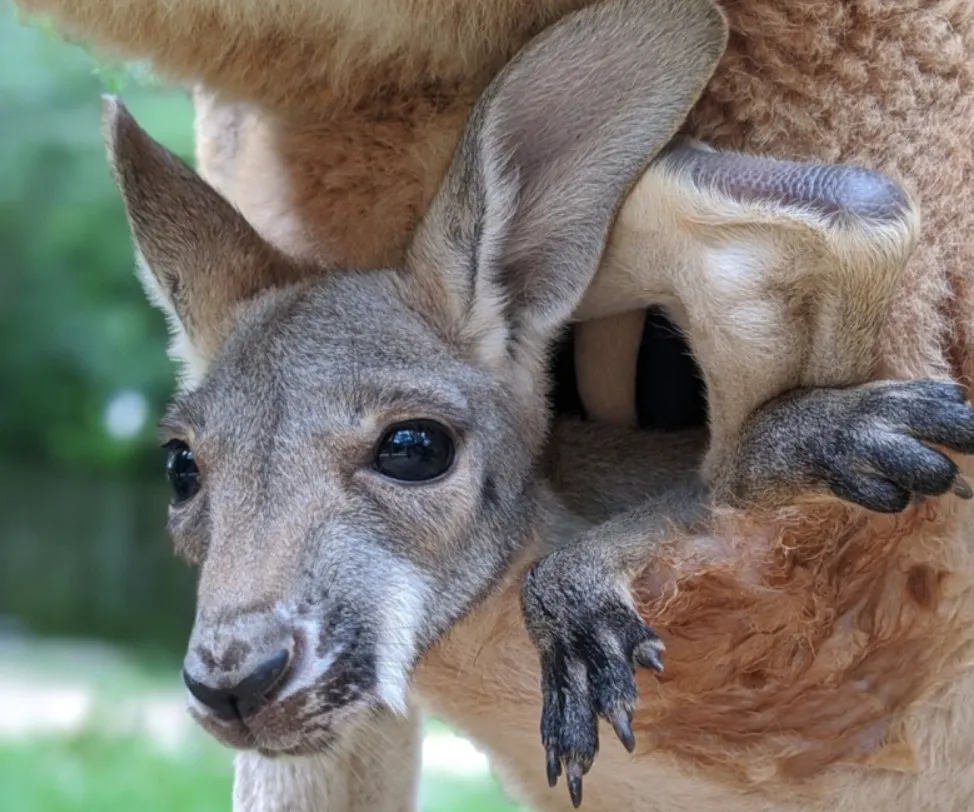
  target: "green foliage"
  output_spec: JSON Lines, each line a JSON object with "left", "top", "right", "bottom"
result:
{"left": 0, "top": 4, "right": 192, "bottom": 479}
{"left": 0, "top": 468, "right": 196, "bottom": 649}
{"left": 0, "top": 4, "right": 202, "bottom": 643}
{"left": 0, "top": 731, "right": 233, "bottom": 812}
{"left": 0, "top": 729, "right": 525, "bottom": 812}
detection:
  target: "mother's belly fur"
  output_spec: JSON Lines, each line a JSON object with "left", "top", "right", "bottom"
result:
{"left": 415, "top": 495, "right": 974, "bottom": 811}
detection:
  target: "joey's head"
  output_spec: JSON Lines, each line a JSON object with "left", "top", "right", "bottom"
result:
{"left": 102, "top": 0, "right": 727, "bottom": 755}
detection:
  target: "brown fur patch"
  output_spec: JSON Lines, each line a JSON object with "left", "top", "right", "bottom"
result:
{"left": 193, "top": 88, "right": 475, "bottom": 269}
{"left": 275, "top": 90, "right": 474, "bottom": 267}
{"left": 17, "top": 0, "right": 587, "bottom": 113}
{"left": 627, "top": 499, "right": 969, "bottom": 786}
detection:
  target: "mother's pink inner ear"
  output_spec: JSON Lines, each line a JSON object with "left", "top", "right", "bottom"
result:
{"left": 663, "top": 141, "right": 913, "bottom": 224}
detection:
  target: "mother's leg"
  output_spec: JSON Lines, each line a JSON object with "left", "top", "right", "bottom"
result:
{"left": 578, "top": 139, "right": 919, "bottom": 484}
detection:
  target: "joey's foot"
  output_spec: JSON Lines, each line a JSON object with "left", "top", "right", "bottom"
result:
{"left": 808, "top": 379, "right": 974, "bottom": 512}
{"left": 521, "top": 556, "right": 661, "bottom": 808}
{"left": 738, "top": 378, "right": 974, "bottom": 513}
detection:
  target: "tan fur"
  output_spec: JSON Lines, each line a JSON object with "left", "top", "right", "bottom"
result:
{"left": 18, "top": 0, "right": 588, "bottom": 113}
{"left": 190, "top": 86, "right": 473, "bottom": 268}
{"left": 25, "top": 0, "right": 974, "bottom": 809}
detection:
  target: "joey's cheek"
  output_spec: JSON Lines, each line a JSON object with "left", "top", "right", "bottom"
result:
{"left": 358, "top": 473, "right": 479, "bottom": 548}
{"left": 174, "top": 540, "right": 207, "bottom": 566}
{"left": 167, "top": 502, "right": 210, "bottom": 565}
{"left": 387, "top": 492, "right": 478, "bottom": 558}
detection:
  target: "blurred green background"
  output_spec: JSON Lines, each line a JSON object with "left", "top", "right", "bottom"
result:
{"left": 0, "top": 2, "right": 524, "bottom": 808}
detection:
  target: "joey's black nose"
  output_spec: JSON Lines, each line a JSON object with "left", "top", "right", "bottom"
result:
{"left": 183, "top": 649, "right": 291, "bottom": 720}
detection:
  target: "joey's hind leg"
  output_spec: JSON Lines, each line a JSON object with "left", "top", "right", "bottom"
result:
{"left": 578, "top": 140, "right": 918, "bottom": 482}
{"left": 715, "top": 378, "right": 974, "bottom": 511}
{"left": 523, "top": 378, "right": 974, "bottom": 807}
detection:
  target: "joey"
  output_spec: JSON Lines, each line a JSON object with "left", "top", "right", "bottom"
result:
{"left": 522, "top": 378, "right": 974, "bottom": 806}
{"left": 103, "top": 0, "right": 730, "bottom": 757}
{"left": 99, "top": 0, "right": 974, "bottom": 809}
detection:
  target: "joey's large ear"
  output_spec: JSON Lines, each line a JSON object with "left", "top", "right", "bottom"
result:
{"left": 406, "top": 0, "right": 728, "bottom": 367}
{"left": 101, "top": 96, "right": 302, "bottom": 370}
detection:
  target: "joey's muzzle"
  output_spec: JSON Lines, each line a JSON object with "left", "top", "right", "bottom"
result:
{"left": 183, "top": 648, "right": 291, "bottom": 720}
{"left": 182, "top": 609, "right": 297, "bottom": 721}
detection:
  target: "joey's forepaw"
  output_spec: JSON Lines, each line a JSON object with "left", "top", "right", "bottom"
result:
{"left": 813, "top": 378, "right": 974, "bottom": 513}
{"left": 521, "top": 556, "right": 661, "bottom": 808}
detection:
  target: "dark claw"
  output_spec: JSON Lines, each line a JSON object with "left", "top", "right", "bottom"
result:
{"left": 546, "top": 747, "right": 561, "bottom": 787}
{"left": 633, "top": 638, "right": 665, "bottom": 672}
{"left": 608, "top": 708, "right": 635, "bottom": 753}
{"left": 567, "top": 762, "right": 584, "bottom": 808}
{"left": 523, "top": 558, "right": 665, "bottom": 802}
{"left": 952, "top": 475, "right": 973, "bottom": 499}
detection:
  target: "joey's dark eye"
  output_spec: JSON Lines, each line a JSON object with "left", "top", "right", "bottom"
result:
{"left": 373, "top": 420, "right": 455, "bottom": 483}
{"left": 164, "top": 439, "right": 201, "bottom": 503}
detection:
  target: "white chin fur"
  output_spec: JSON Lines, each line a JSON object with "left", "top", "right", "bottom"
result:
{"left": 374, "top": 559, "right": 429, "bottom": 716}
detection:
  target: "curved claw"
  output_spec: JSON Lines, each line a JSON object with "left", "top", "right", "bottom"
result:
{"left": 567, "top": 761, "right": 585, "bottom": 808}
{"left": 546, "top": 747, "right": 562, "bottom": 787}
{"left": 608, "top": 707, "right": 635, "bottom": 753}
{"left": 952, "top": 475, "right": 973, "bottom": 499}
{"left": 633, "top": 638, "right": 665, "bottom": 672}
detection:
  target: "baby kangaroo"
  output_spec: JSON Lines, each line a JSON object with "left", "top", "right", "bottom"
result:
{"left": 101, "top": 0, "right": 974, "bottom": 810}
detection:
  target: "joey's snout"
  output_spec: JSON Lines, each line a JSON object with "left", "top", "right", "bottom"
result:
{"left": 181, "top": 602, "right": 386, "bottom": 754}
{"left": 182, "top": 611, "right": 297, "bottom": 723}
{"left": 183, "top": 648, "right": 290, "bottom": 720}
